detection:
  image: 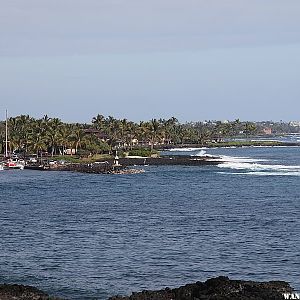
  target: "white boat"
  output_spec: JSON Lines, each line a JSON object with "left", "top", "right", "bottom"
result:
{"left": 4, "top": 158, "right": 25, "bottom": 170}
{"left": 2, "top": 110, "right": 24, "bottom": 170}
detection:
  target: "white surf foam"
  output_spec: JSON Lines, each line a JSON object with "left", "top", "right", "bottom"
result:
{"left": 168, "top": 147, "right": 208, "bottom": 152}
{"left": 247, "top": 171, "right": 300, "bottom": 176}
{"left": 191, "top": 150, "right": 215, "bottom": 157}
{"left": 218, "top": 162, "right": 300, "bottom": 171}
{"left": 218, "top": 171, "right": 300, "bottom": 176}
{"left": 217, "top": 153, "right": 300, "bottom": 177}
{"left": 216, "top": 154, "right": 300, "bottom": 176}
{"left": 218, "top": 155, "right": 267, "bottom": 163}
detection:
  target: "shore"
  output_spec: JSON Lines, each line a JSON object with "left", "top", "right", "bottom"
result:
{"left": 0, "top": 277, "right": 296, "bottom": 300}
{"left": 119, "top": 156, "right": 222, "bottom": 166}
{"left": 11, "top": 139, "right": 300, "bottom": 174}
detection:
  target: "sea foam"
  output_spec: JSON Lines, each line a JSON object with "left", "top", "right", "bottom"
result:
{"left": 217, "top": 155, "right": 300, "bottom": 176}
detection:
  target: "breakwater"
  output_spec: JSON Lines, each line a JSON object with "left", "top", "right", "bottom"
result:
{"left": 24, "top": 156, "right": 222, "bottom": 174}
{"left": 55, "top": 163, "right": 145, "bottom": 174}
{"left": 119, "top": 156, "right": 221, "bottom": 166}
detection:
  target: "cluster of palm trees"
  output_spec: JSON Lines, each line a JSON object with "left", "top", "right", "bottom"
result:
{"left": 0, "top": 115, "right": 108, "bottom": 157}
{"left": 91, "top": 115, "right": 182, "bottom": 150}
{"left": 191, "top": 119, "right": 258, "bottom": 142}
{"left": 0, "top": 114, "right": 258, "bottom": 157}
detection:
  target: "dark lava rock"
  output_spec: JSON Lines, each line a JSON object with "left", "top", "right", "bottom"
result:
{"left": 0, "top": 284, "right": 62, "bottom": 300}
{"left": 109, "top": 276, "right": 294, "bottom": 300}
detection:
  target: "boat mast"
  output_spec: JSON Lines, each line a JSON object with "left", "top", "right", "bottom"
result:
{"left": 5, "top": 109, "right": 8, "bottom": 158}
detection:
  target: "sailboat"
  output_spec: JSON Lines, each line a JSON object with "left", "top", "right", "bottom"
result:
{"left": 3, "top": 110, "right": 24, "bottom": 170}
{"left": 4, "top": 159, "right": 25, "bottom": 170}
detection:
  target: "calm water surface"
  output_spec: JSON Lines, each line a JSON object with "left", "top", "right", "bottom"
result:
{"left": 0, "top": 147, "right": 299, "bottom": 299}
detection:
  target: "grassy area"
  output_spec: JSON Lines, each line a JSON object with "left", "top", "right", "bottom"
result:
{"left": 83, "top": 154, "right": 112, "bottom": 162}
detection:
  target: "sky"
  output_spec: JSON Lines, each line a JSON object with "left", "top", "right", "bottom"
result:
{"left": 1, "top": 0, "right": 300, "bottom": 123}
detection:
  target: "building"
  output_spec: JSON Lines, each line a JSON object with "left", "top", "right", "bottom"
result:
{"left": 262, "top": 128, "right": 272, "bottom": 135}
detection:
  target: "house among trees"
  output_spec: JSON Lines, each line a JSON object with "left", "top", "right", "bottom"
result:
{"left": 262, "top": 128, "right": 272, "bottom": 135}
{"left": 83, "top": 128, "right": 109, "bottom": 142}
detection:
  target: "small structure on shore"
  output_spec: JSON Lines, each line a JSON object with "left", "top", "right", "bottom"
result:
{"left": 113, "top": 151, "right": 120, "bottom": 166}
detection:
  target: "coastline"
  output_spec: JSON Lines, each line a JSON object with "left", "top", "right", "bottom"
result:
{"left": 21, "top": 140, "right": 300, "bottom": 174}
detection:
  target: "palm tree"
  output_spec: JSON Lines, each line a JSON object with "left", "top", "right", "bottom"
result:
{"left": 125, "top": 121, "right": 137, "bottom": 150}
{"left": 46, "top": 118, "right": 62, "bottom": 156}
{"left": 149, "top": 119, "right": 161, "bottom": 150}
{"left": 19, "top": 115, "right": 32, "bottom": 155}
{"left": 137, "top": 121, "right": 149, "bottom": 147}
{"left": 71, "top": 125, "right": 85, "bottom": 154}
{"left": 92, "top": 114, "right": 106, "bottom": 131}
{"left": 244, "top": 122, "right": 257, "bottom": 137}
{"left": 29, "top": 131, "right": 47, "bottom": 158}
{"left": 58, "top": 125, "right": 71, "bottom": 155}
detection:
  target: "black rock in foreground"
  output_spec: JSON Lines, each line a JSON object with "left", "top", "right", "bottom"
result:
{"left": 0, "top": 283, "right": 62, "bottom": 300}
{"left": 109, "top": 276, "right": 294, "bottom": 300}
{"left": 0, "top": 277, "right": 296, "bottom": 299}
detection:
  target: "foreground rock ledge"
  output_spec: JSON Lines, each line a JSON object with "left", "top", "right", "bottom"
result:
{"left": 109, "top": 276, "right": 294, "bottom": 300}
{"left": 0, "top": 277, "right": 296, "bottom": 300}
{"left": 0, "top": 283, "right": 62, "bottom": 300}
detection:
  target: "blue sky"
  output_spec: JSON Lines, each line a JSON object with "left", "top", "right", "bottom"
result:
{"left": 1, "top": 0, "right": 300, "bottom": 123}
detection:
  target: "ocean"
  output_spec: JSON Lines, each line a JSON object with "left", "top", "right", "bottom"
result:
{"left": 0, "top": 146, "right": 299, "bottom": 299}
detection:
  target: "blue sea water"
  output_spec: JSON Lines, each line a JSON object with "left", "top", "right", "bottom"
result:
{"left": 0, "top": 146, "right": 299, "bottom": 299}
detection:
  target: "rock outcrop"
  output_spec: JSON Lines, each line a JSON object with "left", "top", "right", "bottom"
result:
{"left": 0, "top": 284, "right": 62, "bottom": 300}
{"left": 0, "top": 277, "right": 295, "bottom": 299}
{"left": 109, "top": 276, "right": 294, "bottom": 300}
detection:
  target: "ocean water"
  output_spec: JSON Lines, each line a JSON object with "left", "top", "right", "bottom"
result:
{"left": 0, "top": 146, "right": 299, "bottom": 299}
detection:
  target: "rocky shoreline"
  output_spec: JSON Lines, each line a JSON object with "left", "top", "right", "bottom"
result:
{"left": 119, "top": 156, "right": 222, "bottom": 166}
{"left": 0, "top": 277, "right": 297, "bottom": 300}
{"left": 109, "top": 276, "right": 295, "bottom": 300}
{"left": 0, "top": 283, "right": 61, "bottom": 300}
{"left": 24, "top": 156, "right": 222, "bottom": 174}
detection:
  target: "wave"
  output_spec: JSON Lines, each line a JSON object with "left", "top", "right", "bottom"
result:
{"left": 218, "top": 171, "right": 300, "bottom": 176}
{"left": 216, "top": 151, "right": 300, "bottom": 176}
{"left": 218, "top": 162, "right": 300, "bottom": 171}
{"left": 191, "top": 150, "right": 214, "bottom": 157}
{"left": 218, "top": 155, "right": 268, "bottom": 163}
{"left": 247, "top": 171, "right": 300, "bottom": 176}
{"left": 168, "top": 147, "right": 208, "bottom": 152}
{"left": 217, "top": 155, "right": 300, "bottom": 176}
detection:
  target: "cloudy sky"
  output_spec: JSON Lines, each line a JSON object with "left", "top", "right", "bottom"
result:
{"left": 1, "top": 0, "right": 300, "bottom": 122}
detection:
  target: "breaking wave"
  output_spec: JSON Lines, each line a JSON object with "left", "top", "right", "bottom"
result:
{"left": 168, "top": 147, "right": 208, "bottom": 152}
{"left": 166, "top": 148, "right": 214, "bottom": 158}
{"left": 218, "top": 171, "right": 300, "bottom": 176}
{"left": 217, "top": 156, "right": 300, "bottom": 176}
{"left": 218, "top": 155, "right": 268, "bottom": 163}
